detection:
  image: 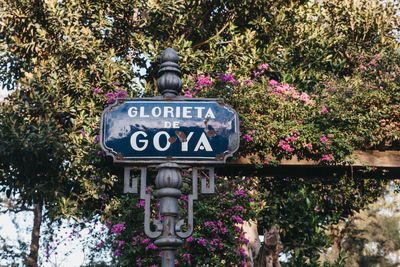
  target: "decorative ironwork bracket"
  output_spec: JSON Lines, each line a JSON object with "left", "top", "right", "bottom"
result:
{"left": 123, "top": 166, "right": 215, "bottom": 238}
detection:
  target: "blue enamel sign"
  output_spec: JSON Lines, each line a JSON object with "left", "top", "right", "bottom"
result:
{"left": 100, "top": 98, "right": 240, "bottom": 164}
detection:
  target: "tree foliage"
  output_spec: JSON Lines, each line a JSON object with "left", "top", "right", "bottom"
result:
{"left": 0, "top": 0, "right": 399, "bottom": 265}
{"left": 323, "top": 183, "right": 400, "bottom": 267}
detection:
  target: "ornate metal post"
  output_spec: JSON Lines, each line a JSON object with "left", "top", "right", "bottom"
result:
{"left": 154, "top": 163, "right": 183, "bottom": 266}
{"left": 154, "top": 48, "right": 184, "bottom": 267}
{"left": 101, "top": 47, "right": 239, "bottom": 267}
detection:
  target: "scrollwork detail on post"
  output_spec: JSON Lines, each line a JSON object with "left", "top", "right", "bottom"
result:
{"left": 140, "top": 167, "right": 163, "bottom": 238}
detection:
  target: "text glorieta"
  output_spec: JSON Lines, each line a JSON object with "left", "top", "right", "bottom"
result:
{"left": 128, "top": 106, "right": 216, "bottom": 119}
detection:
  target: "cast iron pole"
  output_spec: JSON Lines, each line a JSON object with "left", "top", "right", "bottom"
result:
{"left": 154, "top": 48, "right": 183, "bottom": 267}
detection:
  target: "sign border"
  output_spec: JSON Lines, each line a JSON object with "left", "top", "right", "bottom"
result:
{"left": 100, "top": 97, "right": 240, "bottom": 165}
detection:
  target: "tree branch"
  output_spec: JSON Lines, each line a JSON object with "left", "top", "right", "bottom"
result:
{"left": 193, "top": 20, "right": 232, "bottom": 49}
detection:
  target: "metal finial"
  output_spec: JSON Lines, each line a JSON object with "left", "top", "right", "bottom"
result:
{"left": 157, "top": 48, "right": 182, "bottom": 97}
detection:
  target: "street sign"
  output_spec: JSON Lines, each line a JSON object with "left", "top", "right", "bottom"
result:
{"left": 100, "top": 98, "right": 240, "bottom": 164}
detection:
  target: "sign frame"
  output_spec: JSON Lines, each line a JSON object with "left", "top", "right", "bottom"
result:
{"left": 100, "top": 96, "right": 240, "bottom": 165}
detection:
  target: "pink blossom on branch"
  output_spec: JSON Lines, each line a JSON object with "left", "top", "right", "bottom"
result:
{"left": 232, "top": 215, "right": 244, "bottom": 224}
{"left": 269, "top": 79, "right": 279, "bottom": 86}
{"left": 197, "top": 238, "right": 207, "bottom": 246}
{"left": 279, "top": 140, "right": 295, "bottom": 152}
{"left": 197, "top": 76, "right": 212, "bottom": 86}
{"left": 183, "top": 253, "right": 191, "bottom": 264}
{"left": 106, "top": 96, "right": 116, "bottom": 103}
{"left": 184, "top": 90, "right": 193, "bottom": 98}
{"left": 258, "top": 63, "right": 269, "bottom": 71}
{"left": 216, "top": 73, "right": 239, "bottom": 84}
{"left": 321, "top": 154, "right": 333, "bottom": 161}
{"left": 242, "top": 78, "right": 254, "bottom": 86}
{"left": 320, "top": 134, "right": 328, "bottom": 143}
{"left": 243, "top": 134, "right": 253, "bottom": 142}
{"left": 321, "top": 106, "right": 329, "bottom": 114}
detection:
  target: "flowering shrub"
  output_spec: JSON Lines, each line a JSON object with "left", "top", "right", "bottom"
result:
{"left": 74, "top": 54, "right": 400, "bottom": 265}
{"left": 182, "top": 55, "right": 400, "bottom": 166}
{"left": 92, "top": 173, "right": 259, "bottom": 266}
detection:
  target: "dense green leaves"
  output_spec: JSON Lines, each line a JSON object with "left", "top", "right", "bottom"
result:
{"left": 0, "top": 0, "right": 399, "bottom": 265}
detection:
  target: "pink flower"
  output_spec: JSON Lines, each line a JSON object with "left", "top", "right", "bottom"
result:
{"left": 232, "top": 215, "right": 244, "bottom": 224}
{"left": 234, "top": 205, "right": 245, "bottom": 212}
{"left": 141, "top": 238, "right": 150, "bottom": 244}
{"left": 320, "top": 134, "right": 328, "bottom": 143}
{"left": 242, "top": 79, "right": 254, "bottom": 86}
{"left": 321, "top": 107, "right": 329, "bottom": 114}
{"left": 321, "top": 154, "right": 333, "bottom": 161}
{"left": 93, "top": 88, "right": 101, "bottom": 94}
{"left": 279, "top": 140, "right": 295, "bottom": 152}
{"left": 197, "top": 76, "right": 212, "bottom": 86}
{"left": 106, "top": 97, "right": 116, "bottom": 103}
{"left": 183, "top": 253, "right": 191, "bottom": 264}
{"left": 115, "top": 90, "right": 128, "bottom": 98}
{"left": 269, "top": 79, "right": 279, "bottom": 86}
{"left": 184, "top": 91, "right": 193, "bottom": 98}
{"left": 291, "top": 91, "right": 299, "bottom": 99}
{"left": 314, "top": 206, "right": 320, "bottom": 212}
{"left": 204, "top": 221, "right": 215, "bottom": 227}
{"left": 243, "top": 134, "right": 253, "bottom": 142}
{"left": 240, "top": 248, "right": 248, "bottom": 257}
{"left": 187, "top": 236, "right": 194, "bottom": 242}
{"left": 145, "top": 243, "right": 157, "bottom": 250}
{"left": 95, "top": 240, "right": 104, "bottom": 248}
{"left": 197, "top": 238, "right": 207, "bottom": 246}
{"left": 217, "top": 73, "right": 236, "bottom": 83}
{"left": 258, "top": 63, "right": 269, "bottom": 71}
{"left": 359, "top": 65, "right": 367, "bottom": 70}
{"left": 136, "top": 199, "right": 145, "bottom": 208}
{"left": 300, "top": 92, "right": 309, "bottom": 102}
{"left": 111, "top": 223, "right": 125, "bottom": 235}
{"left": 306, "top": 143, "right": 312, "bottom": 150}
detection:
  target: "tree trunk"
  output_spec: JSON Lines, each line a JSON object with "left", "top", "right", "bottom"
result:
{"left": 28, "top": 203, "right": 43, "bottom": 267}
{"left": 254, "top": 226, "right": 283, "bottom": 267}
{"left": 242, "top": 220, "right": 262, "bottom": 267}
